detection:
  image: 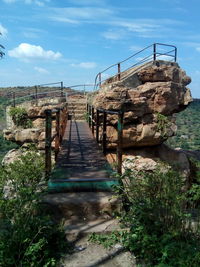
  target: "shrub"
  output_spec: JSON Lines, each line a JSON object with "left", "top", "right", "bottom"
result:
{"left": 90, "top": 162, "right": 200, "bottom": 266}
{"left": 9, "top": 107, "right": 33, "bottom": 128}
{"left": 0, "top": 151, "right": 69, "bottom": 267}
{"left": 117, "top": 164, "right": 200, "bottom": 266}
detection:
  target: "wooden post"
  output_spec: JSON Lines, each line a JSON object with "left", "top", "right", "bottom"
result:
{"left": 91, "top": 106, "right": 94, "bottom": 135}
{"left": 102, "top": 111, "right": 107, "bottom": 155}
{"left": 117, "top": 111, "right": 124, "bottom": 174}
{"left": 45, "top": 109, "right": 52, "bottom": 178}
{"left": 55, "top": 109, "right": 60, "bottom": 160}
{"left": 96, "top": 109, "right": 99, "bottom": 143}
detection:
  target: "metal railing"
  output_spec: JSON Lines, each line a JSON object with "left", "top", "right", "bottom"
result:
{"left": 45, "top": 105, "right": 68, "bottom": 177}
{"left": 87, "top": 104, "right": 124, "bottom": 174}
{"left": 94, "top": 43, "right": 177, "bottom": 90}
{"left": 6, "top": 83, "right": 94, "bottom": 107}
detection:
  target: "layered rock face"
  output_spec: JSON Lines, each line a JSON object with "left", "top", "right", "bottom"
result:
{"left": 3, "top": 100, "right": 67, "bottom": 150}
{"left": 93, "top": 60, "right": 192, "bottom": 148}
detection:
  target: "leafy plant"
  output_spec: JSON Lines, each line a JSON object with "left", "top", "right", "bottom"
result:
{"left": 156, "top": 112, "right": 171, "bottom": 138}
{"left": 0, "top": 151, "right": 69, "bottom": 266}
{"left": 9, "top": 107, "right": 33, "bottom": 128}
{"left": 90, "top": 162, "right": 200, "bottom": 266}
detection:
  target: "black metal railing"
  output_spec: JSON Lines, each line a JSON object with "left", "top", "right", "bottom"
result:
{"left": 94, "top": 43, "right": 177, "bottom": 90}
{"left": 45, "top": 105, "right": 68, "bottom": 178}
{"left": 87, "top": 104, "right": 124, "bottom": 174}
{"left": 6, "top": 83, "right": 94, "bottom": 107}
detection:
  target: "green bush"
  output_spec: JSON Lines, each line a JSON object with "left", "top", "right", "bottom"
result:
{"left": 90, "top": 163, "right": 200, "bottom": 266}
{"left": 117, "top": 164, "right": 200, "bottom": 266}
{"left": 0, "top": 151, "right": 69, "bottom": 267}
{"left": 9, "top": 107, "right": 33, "bottom": 128}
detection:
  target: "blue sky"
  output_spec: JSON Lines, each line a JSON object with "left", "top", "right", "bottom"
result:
{"left": 1, "top": 0, "right": 200, "bottom": 97}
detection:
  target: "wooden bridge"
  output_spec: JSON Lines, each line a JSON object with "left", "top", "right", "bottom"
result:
{"left": 44, "top": 96, "right": 123, "bottom": 192}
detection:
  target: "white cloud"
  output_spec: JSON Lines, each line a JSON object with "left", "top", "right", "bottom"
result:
{"left": 34, "top": 66, "right": 49, "bottom": 74}
{"left": 69, "top": 0, "right": 105, "bottom": 5}
{"left": 49, "top": 7, "right": 114, "bottom": 23}
{"left": 8, "top": 43, "right": 62, "bottom": 61}
{"left": 3, "top": 0, "right": 49, "bottom": 6}
{"left": 3, "top": 0, "right": 16, "bottom": 3}
{"left": 102, "top": 30, "right": 124, "bottom": 40}
{"left": 196, "top": 47, "right": 200, "bottom": 52}
{"left": 0, "top": 24, "right": 8, "bottom": 37}
{"left": 71, "top": 62, "right": 97, "bottom": 69}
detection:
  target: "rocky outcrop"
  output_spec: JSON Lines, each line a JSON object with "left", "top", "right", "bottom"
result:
{"left": 106, "top": 143, "right": 200, "bottom": 188}
{"left": 93, "top": 60, "right": 192, "bottom": 148}
{"left": 3, "top": 102, "right": 67, "bottom": 150}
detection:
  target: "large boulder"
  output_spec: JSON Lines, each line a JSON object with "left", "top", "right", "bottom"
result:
{"left": 93, "top": 60, "right": 192, "bottom": 148}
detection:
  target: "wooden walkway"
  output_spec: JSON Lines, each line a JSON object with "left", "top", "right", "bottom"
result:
{"left": 48, "top": 119, "right": 117, "bottom": 192}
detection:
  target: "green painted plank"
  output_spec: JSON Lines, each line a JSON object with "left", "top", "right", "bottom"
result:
{"left": 48, "top": 179, "right": 118, "bottom": 192}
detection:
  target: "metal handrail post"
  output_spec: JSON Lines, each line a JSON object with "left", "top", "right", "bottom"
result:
{"left": 89, "top": 105, "right": 92, "bottom": 128}
{"left": 45, "top": 109, "right": 52, "bottom": 178}
{"left": 91, "top": 106, "right": 94, "bottom": 134}
{"left": 99, "top": 73, "right": 101, "bottom": 86}
{"left": 35, "top": 86, "right": 38, "bottom": 106}
{"left": 61, "top": 81, "right": 64, "bottom": 97}
{"left": 55, "top": 109, "right": 60, "bottom": 160}
{"left": 96, "top": 109, "right": 99, "bottom": 143}
{"left": 174, "top": 47, "right": 177, "bottom": 62}
{"left": 12, "top": 91, "right": 16, "bottom": 107}
{"left": 118, "top": 63, "right": 121, "bottom": 81}
{"left": 117, "top": 111, "right": 124, "bottom": 174}
{"left": 102, "top": 111, "right": 107, "bottom": 155}
{"left": 153, "top": 43, "right": 156, "bottom": 61}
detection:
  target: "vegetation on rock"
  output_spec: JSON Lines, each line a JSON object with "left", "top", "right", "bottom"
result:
{"left": 9, "top": 106, "right": 33, "bottom": 128}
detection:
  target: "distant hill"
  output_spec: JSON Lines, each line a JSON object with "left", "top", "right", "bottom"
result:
{"left": 166, "top": 99, "right": 200, "bottom": 150}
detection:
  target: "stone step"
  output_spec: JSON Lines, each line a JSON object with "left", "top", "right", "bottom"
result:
{"left": 42, "top": 192, "right": 121, "bottom": 221}
{"left": 67, "top": 106, "right": 86, "bottom": 111}
{"left": 70, "top": 115, "right": 86, "bottom": 120}
{"left": 67, "top": 109, "right": 86, "bottom": 114}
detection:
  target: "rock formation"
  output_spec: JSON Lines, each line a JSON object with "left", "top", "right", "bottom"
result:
{"left": 3, "top": 99, "right": 67, "bottom": 152}
{"left": 92, "top": 60, "right": 192, "bottom": 148}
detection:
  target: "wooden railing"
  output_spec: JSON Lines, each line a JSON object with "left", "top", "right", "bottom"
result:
{"left": 44, "top": 105, "right": 68, "bottom": 178}
{"left": 87, "top": 104, "right": 124, "bottom": 174}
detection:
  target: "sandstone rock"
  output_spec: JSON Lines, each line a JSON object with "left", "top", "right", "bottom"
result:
{"left": 92, "top": 60, "right": 192, "bottom": 148}
{"left": 4, "top": 128, "right": 42, "bottom": 144}
{"left": 32, "top": 118, "right": 45, "bottom": 128}
{"left": 2, "top": 148, "right": 24, "bottom": 165}
{"left": 107, "top": 144, "right": 200, "bottom": 188}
